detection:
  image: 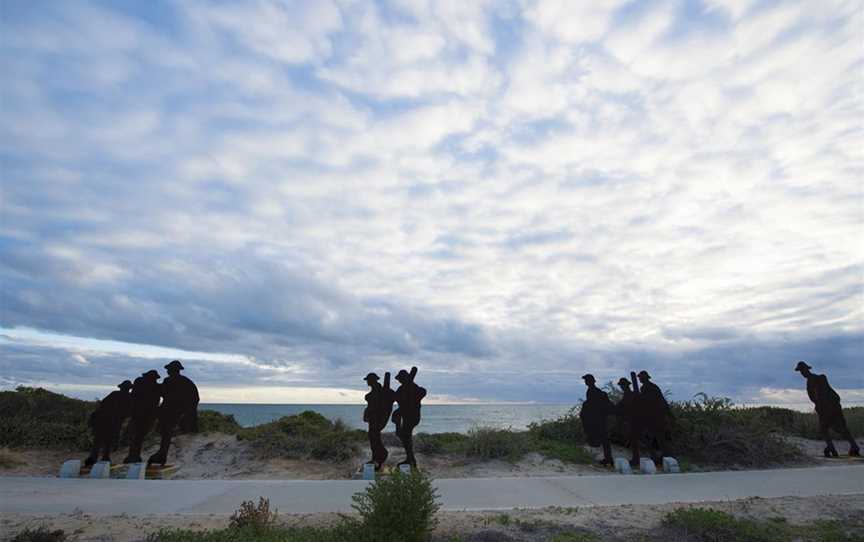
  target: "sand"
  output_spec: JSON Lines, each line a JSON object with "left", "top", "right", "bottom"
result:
{"left": 2, "top": 494, "right": 862, "bottom": 541}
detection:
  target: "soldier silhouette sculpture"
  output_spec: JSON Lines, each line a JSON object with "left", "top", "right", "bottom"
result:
{"left": 579, "top": 374, "right": 614, "bottom": 466}
{"left": 795, "top": 361, "right": 860, "bottom": 457}
{"left": 392, "top": 366, "right": 426, "bottom": 469}
{"left": 84, "top": 380, "right": 133, "bottom": 467}
{"left": 124, "top": 370, "right": 162, "bottom": 463}
{"left": 615, "top": 376, "right": 641, "bottom": 467}
{"left": 148, "top": 360, "right": 199, "bottom": 466}
{"left": 635, "top": 370, "right": 673, "bottom": 466}
{"left": 363, "top": 371, "right": 395, "bottom": 470}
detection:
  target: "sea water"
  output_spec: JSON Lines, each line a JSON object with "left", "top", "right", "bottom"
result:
{"left": 202, "top": 403, "right": 576, "bottom": 434}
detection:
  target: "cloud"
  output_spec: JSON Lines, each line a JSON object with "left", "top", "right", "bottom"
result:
{"left": 0, "top": 0, "right": 861, "bottom": 403}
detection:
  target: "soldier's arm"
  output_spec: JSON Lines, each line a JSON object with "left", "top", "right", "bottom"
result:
{"left": 383, "top": 372, "right": 391, "bottom": 390}
{"left": 417, "top": 386, "right": 427, "bottom": 400}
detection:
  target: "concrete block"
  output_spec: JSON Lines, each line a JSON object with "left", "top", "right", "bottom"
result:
{"left": 613, "top": 457, "right": 632, "bottom": 474}
{"left": 639, "top": 458, "right": 657, "bottom": 474}
{"left": 59, "top": 460, "right": 81, "bottom": 478}
{"left": 398, "top": 464, "right": 412, "bottom": 474}
{"left": 89, "top": 461, "right": 111, "bottom": 479}
{"left": 662, "top": 457, "right": 680, "bottom": 473}
{"left": 126, "top": 463, "right": 147, "bottom": 480}
{"left": 362, "top": 463, "right": 375, "bottom": 480}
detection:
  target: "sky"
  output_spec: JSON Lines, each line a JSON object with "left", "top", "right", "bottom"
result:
{"left": 1, "top": 0, "right": 862, "bottom": 407}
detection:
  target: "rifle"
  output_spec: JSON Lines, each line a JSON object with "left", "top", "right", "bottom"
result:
{"left": 630, "top": 371, "right": 640, "bottom": 394}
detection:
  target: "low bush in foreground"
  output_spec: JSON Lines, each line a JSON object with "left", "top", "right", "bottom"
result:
{"left": 150, "top": 470, "right": 440, "bottom": 542}
{"left": 237, "top": 410, "right": 364, "bottom": 462}
{"left": 9, "top": 526, "right": 68, "bottom": 542}
{"left": 661, "top": 508, "right": 864, "bottom": 542}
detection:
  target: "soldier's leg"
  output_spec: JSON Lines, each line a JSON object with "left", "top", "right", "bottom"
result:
{"left": 601, "top": 439, "right": 613, "bottom": 465}
{"left": 98, "top": 419, "right": 113, "bottom": 462}
{"left": 819, "top": 415, "right": 838, "bottom": 457}
{"left": 149, "top": 411, "right": 178, "bottom": 465}
{"left": 124, "top": 415, "right": 145, "bottom": 463}
{"left": 85, "top": 425, "right": 100, "bottom": 467}
{"left": 832, "top": 416, "right": 860, "bottom": 456}
{"left": 628, "top": 422, "right": 641, "bottom": 467}
{"left": 370, "top": 427, "right": 387, "bottom": 468}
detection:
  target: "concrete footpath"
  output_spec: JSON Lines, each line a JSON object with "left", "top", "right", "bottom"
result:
{"left": 1, "top": 466, "right": 862, "bottom": 515}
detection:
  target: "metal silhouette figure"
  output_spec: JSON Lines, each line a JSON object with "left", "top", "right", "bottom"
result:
{"left": 123, "top": 370, "right": 162, "bottom": 464}
{"left": 84, "top": 380, "right": 133, "bottom": 467}
{"left": 392, "top": 366, "right": 426, "bottom": 469}
{"left": 615, "top": 376, "right": 641, "bottom": 467}
{"left": 148, "top": 360, "right": 199, "bottom": 466}
{"left": 363, "top": 371, "right": 395, "bottom": 470}
{"left": 635, "top": 370, "right": 673, "bottom": 465}
{"left": 795, "top": 361, "right": 860, "bottom": 457}
{"left": 579, "top": 374, "right": 613, "bottom": 466}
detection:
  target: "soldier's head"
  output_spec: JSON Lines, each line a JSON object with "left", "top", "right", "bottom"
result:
{"left": 617, "top": 377, "right": 631, "bottom": 391}
{"left": 637, "top": 370, "right": 651, "bottom": 384}
{"left": 582, "top": 374, "right": 596, "bottom": 388}
{"left": 794, "top": 361, "right": 812, "bottom": 378}
{"left": 142, "top": 369, "right": 160, "bottom": 381}
{"left": 364, "top": 372, "right": 380, "bottom": 388}
{"left": 395, "top": 369, "right": 412, "bottom": 384}
{"left": 165, "top": 360, "right": 184, "bottom": 376}
{"left": 118, "top": 380, "right": 133, "bottom": 392}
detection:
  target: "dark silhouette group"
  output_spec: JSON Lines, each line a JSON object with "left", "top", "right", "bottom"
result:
{"left": 85, "top": 360, "right": 199, "bottom": 468}
{"left": 580, "top": 370, "right": 673, "bottom": 468}
{"left": 579, "top": 362, "right": 860, "bottom": 468}
{"left": 363, "top": 365, "right": 426, "bottom": 470}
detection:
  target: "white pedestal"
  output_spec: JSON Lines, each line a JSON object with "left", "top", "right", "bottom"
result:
{"left": 59, "top": 459, "right": 81, "bottom": 478}
{"left": 362, "top": 463, "right": 375, "bottom": 480}
{"left": 662, "top": 456, "right": 680, "bottom": 473}
{"left": 127, "top": 463, "right": 147, "bottom": 479}
{"left": 398, "top": 464, "right": 412, "bottom": 474}
{"left": 613, "top": 457, "right": 632, "bottom": 474}
{"left": 639, "top": 458, "right": 657, "bottom": 474}
{"left": 89, "top": 461, "right": 111, "bottom": 478}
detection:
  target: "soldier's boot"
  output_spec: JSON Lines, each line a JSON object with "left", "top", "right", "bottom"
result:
{"left": 147, "top": 450, "right": 168, "bottom": 466}
{"left": 850, "top": 444, "right": 861, "bottom": 457}
{"left": 823, "top": 445, "right": 838, "bottom": 458}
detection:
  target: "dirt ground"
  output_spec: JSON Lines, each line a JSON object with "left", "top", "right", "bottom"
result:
{"left": 2, "top": 494, "right": 862, "bottom": 541}
{"left": 0, "top": 434, "right": 859, "bottom": 481}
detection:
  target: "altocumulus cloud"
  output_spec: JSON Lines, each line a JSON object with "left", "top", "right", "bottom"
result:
{"left": 0, "top": 0, "right": 861, "bottom": 405}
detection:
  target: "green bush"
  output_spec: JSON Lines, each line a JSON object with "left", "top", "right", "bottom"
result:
{"left": 350, "top": 469, "right": 440, "bottom": 542}
{"left": 463, "top": 427, "right": 529, "bottom": 460}
{"left": 237, "top": 411, "right": 363, "bottom": 462}
{"left": 415, "top": 432, "right": 470, "bottom": 454}
{"left": 669, "top": 394, "right": 804, "bottom": 467}
{"left": 528, "top": 407, "right": 585, "bottom": 444}
{"left": 662, "top": 508, "right": 785, "bottom": 542}
{"left": 196, "top": 410, "right": 242, "bottom": 434}
{"left": 0, "top": 387, "right": 95, "bottom": 450}
{"left": 148, "top": 525, "right": 351, "bottom": 542}
{"left": 9, "top": 526, "right": 68, "bottom": 542}
{"left": 228, "top": 497, "right": 276, "bottom": 531}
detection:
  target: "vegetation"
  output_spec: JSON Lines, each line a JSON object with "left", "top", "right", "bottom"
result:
{"left": 0, "top": 387, "right": 95, "bottom": 449}
{"left": 197, "top": 410, "right": 242, "bottom": 434}
{"left": 0, "top": 448, "right": 25, "bottom": 469}
{"left": 9, "top": 526, "right": 68, "bottom": 542}
{"left": 660, "top": 508, "right": 864, "bottom": 542}
{"left": 350, "top": 469, "right": 441, "bottom": 542}
{"left": 237, "top": 410, "right": 364, "bottom": 462}
{"left": 150, "top": 470, "right": 440, "bottom": 542}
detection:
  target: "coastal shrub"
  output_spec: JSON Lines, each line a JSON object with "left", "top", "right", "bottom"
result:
{"left": 415, "top": 432, "right": 470, "bottom": 454}
{"left": 662, "top": 508, "right": 786, "bottom": 542}
{"left": 527, "top": 407, "right": 585, "bottom": 444}
{"left": 197, "top": 410, "right": 242, "bottom": 434}
{"left": 237, "top": 410, "right": 363, "bottom": 462}
{"left": 350, "top": 469, "right": 440, "bottom": 542}
{"left": 0, "top": 387, "right": 94, "bottom": 449}
{"left": 147, "top": 525, "right": 350, "bottom": 542}
{"left": 464, "top": 427, "right": 529, "bottom": 460}
{"left": 669, "top": 394, "right": 804, "bottom": 467}
{"left": 9, "top": 527, "right": 68, "bottom": 542}
{"left": 229, "top": 497, "right": 277, "bottom": 531}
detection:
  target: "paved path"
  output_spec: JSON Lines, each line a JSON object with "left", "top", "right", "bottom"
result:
{"left": 1, "top": 466, "right": 862, "bottom": 515}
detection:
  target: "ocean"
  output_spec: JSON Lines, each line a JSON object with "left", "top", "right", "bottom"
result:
{"left": 201, "top": 403, "right": 576, "bottom": 434}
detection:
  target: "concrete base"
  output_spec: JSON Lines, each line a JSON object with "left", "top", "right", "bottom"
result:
{"left": 398, "top": 464, "right": 412, "bottom": 474}
{"left": 663, "top": 457, "right": 680, "bottom": 473}
{"left": 614, "top": 457, "right": 632, "bottom": 474}
{"left": 126, "top": 463, "right": 147, "bottom": 480}
{"left": 89, "top": 461, "right": 111, "bottom": 479}
{"left": 362, "top": 463, "right": 375, "bottom": 480}
{"left": 639, "top": 458, "right": 657, "bottom": 474}
{"left": 59, "top": 460, "right": 81, "bottom": 478}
